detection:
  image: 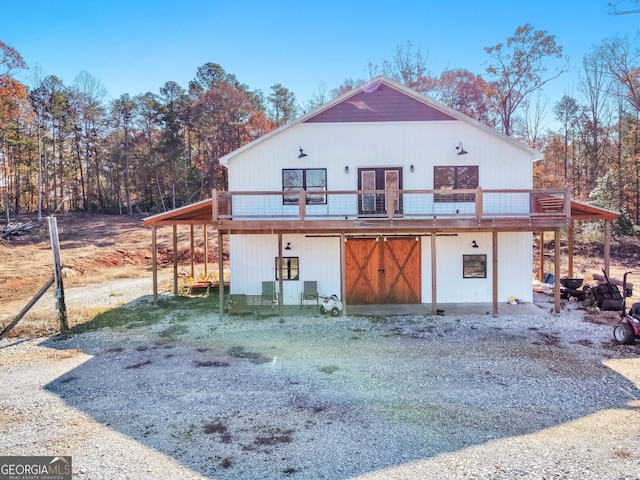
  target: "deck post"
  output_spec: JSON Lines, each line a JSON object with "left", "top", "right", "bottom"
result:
{"left": 386, "top": 187, "right": 395, "bottom": 219}
{"left": 190, "top": 225, "right": 195, "bottom": 278}
{"left": 492, "top": 231, "right": 498, "bottom": 316}
{"left": 340, "top": 233, "right": 347, "bottom": 316}
{"left": 203, "top": 224, "right": 208, "bottom": 276}
{"left": 277, "top": 233, "right": 284, "bottom": 311}
{"left": 568, "top": 221, "right": 574, "bottom": 278}
{"left": 211, "top": 189, "right": 218, "bottom": 221}
{"left": 298, "top": 190, "right": 306, "bottom": 220}
{"left": 475, "top": 187, "right": 483, "bottom": 219}
{"left": 218, "top": 229, "right": 224, "bottom": 318}
{"left": 152, "top": 226, "right": 158, "bottom": 303}
{"left": 554, "top": 229, "right": 561, "bottom": 313}
{"left": 172, "top": 224, "right": 178, "bottom": 295}
{"left": 431, "top": 232, "right": 437, "bottom": 315}
{"left": 538, "top": 231, "right": 545, "bottom": 281}
{"left": 604, "top": 220, "right": 611, "bottom": 277}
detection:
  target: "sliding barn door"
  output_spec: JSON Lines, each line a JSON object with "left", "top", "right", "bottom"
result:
{"left": 345, "top": 237, "right": 421, "bottom": 304}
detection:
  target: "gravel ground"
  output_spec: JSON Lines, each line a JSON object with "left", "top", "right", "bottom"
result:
{"left": 1, "top": 282, "right": 640, "bottom": 480}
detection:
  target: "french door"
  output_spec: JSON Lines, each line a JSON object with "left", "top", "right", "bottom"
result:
{"left": 357, "top": 167, "right": 402, "bottom": 216}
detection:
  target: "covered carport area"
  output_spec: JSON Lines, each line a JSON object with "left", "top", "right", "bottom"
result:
{"left": 537, "top": 200, "right": 619, "bottom": 311}
{"left": 143, "top": 199, "right": 228, "bottom": 315}
{"left": 143, "top": 198, "right": 619, "bottom": 317}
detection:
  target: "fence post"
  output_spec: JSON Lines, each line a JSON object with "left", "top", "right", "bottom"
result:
{"left": 48, "top": 216, "right": 68, "bottom": 331}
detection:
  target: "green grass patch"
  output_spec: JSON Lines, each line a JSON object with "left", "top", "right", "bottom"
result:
{"left": 67, "top": 297, "right": 210, "bottom": 334}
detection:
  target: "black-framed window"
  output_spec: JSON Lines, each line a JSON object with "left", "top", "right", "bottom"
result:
{"left": 283, "top": 168, "right": 327, "bottom": 205}
{"left": 463, "top": 254, "right": 487, "bottom": 278}
{"left": 434, "top": 165, "right": 478, "bottom": 202}
{"left": 275, "top": 257, "right": 299, "bottom": 280}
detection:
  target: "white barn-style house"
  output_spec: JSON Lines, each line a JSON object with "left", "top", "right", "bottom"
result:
{"left": 144, "top": 76, "right": 618, "bottom": 315}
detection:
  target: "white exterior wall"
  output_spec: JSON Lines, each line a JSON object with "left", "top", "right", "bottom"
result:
{"left": 497, "top": 232, "right": 533, "bottom": 303}
{"left": 420, "top": 232, "right": 532, "bottom": 304}
{"left": 227, "top": 122, "right": 533, "bottom": 194}
{"left": 229, "top": 234, "right": 341, "bottom": 304}
{"left": 231, "top": 231, "right": 532, "bottom": 305}
{"left": 225, "top": 106, "right": 537, "bottom": 305}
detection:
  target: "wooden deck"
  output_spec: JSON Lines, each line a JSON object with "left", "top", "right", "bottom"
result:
{"left": 144, "top": 187, "right": 575, "bottom": 234}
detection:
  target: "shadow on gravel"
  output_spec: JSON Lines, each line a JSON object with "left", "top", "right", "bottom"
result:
{"left": 42, "top": 301, "right": 640, "bottom": 480}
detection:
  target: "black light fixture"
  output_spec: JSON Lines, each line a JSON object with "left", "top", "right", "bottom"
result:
{"left": 456, "top": 142, "right": 468, "bottom": 155}
{"left": 344, "top": 166, "right": 349, "bottom": 174}
{"left": 472, "top": 240, "right": 479, "bottom": 248}
{"left": 410, "top": 165, "right": 415, "bottom": 173}
{"left": 298, "top": 146, "right": 307, "bottom": 158}
{"left": 285, "top": 242, "right": 292, "bottom": 250}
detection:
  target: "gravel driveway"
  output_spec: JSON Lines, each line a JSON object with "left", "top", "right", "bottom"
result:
{"left": 1, "top": 287, "right": 640, "bottom": 480}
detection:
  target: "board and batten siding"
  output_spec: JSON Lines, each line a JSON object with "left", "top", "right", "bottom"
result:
{"left": 497, "top": 232, "right": 533, "bottom": 303}
{"left": 420, "top": 232, "right": 532, "bottom": 304}
{"left": 229, "top": 234, "right": 341, "bottom": 304}
{"left": 227, "top": 121, "right": 535, "bottom": 194}
{"left": 230, "top": 231, "right": 532, "bottom": 305}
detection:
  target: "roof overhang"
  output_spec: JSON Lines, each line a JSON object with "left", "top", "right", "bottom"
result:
{"left": 142, "top": 199, "right": 213, "bottom": 226}
{"left": 570, "top": 200, "right": 619, "bottom": 221}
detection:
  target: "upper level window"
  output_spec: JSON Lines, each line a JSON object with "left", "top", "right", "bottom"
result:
{"left": 283, "top": 168, "right": 327, "bottom": 205}
{"left": 434, "top": 165, "right": 478, "bottom": 202}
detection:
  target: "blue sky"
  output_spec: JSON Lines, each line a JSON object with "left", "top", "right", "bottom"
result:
{"left": 1, "top": 0, "right": 638, "bottom": 110}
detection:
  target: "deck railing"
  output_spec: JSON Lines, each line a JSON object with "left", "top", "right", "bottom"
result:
{"left": 211, "top": 187, "right": 571, "bottom": 222}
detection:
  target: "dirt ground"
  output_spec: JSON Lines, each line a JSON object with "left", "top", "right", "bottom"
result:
{"left": 0, "top": 213, "right": 227, "bottom": 332}
{"left": 1, "top": 212, "right": 638, "bottom": 335}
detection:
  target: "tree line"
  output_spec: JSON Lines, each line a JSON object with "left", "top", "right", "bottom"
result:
{"left": 0, "top": 22, "right": 639, "bottom": 236}
{"left": 0, "top": 54, "right": 298, "bottom": 221}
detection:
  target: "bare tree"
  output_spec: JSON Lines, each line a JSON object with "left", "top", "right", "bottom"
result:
{"left": 597, "top": 35, "right": 640, "bottom": 113}
{"left": 0, "top": 40, "right": 26, "bottom": 79}
{"left": 607, "top": 0, "right": 640, "bottom": 14}
{"left": 578, "top": 51, "right": 615, "bottom": 194}
{"left": 303, "top": 81, "right": 330, "bottom": 113}
{"left": 368, "top": 41, "right": 435, "bottom": 94}
{"left": 484, "top": 24, "right": 568, "bottom": 136}
{"left": 518, "top": 93, "right": 549, "bottom": 149}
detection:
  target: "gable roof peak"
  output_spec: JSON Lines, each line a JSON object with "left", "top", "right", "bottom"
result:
{"left": 220, "top": 76, "right": 542, "bottom": 165}
{"left": 303, "top": 77, "right": 455, "bottom": 124}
